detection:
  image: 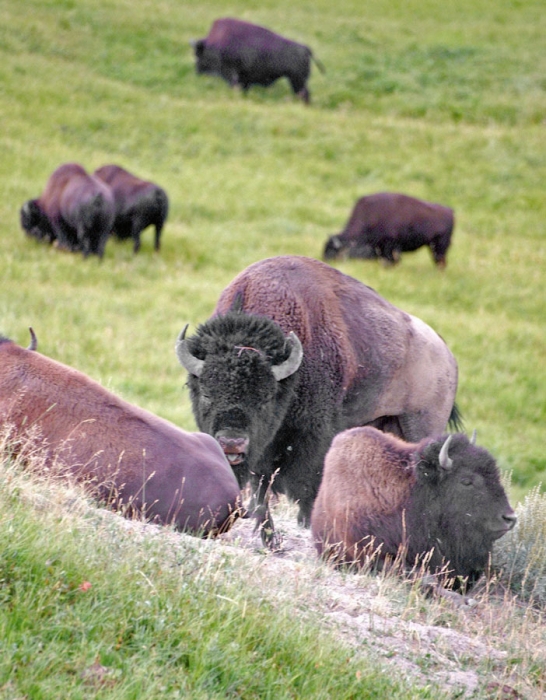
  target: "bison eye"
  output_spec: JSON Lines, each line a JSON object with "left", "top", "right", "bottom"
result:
{"left": 460, "top": 477, "right": 473, "bottom": 486}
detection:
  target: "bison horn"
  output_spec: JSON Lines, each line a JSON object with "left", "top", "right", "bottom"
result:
{"left": 271, "top": 332, "right": 303, "bottom": 381}
{"left": 175, "top": 324, "right": 205, "bottom": 377}
{"left": 470, "top": 429, "right": 477, "bottom": 445}
{"left": 27, "top": 327, "right": 38, "bottom": 351}
{"left": 439, "top": 434, "right": 454, "bottom": 470}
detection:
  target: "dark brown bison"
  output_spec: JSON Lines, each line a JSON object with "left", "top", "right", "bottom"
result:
{"left": 0, "top": 331, "right": 241, "bottom": 536}
{"left": 93, "top": 165, "right": 169, "bottom": 253}
{"left": 311, "top": 427, "right": 516, "bottom": 587}
{"left": 324, "top": 192, "right": 455, "bottom": 268}
{"left": 192, "top": 17, "right": 325, "bottom": 104}
{"left": 176, "top": 255, "right": 460, "bottom": 546}
{"left": 20, "top": 162, "right": 115, "bottom": 258}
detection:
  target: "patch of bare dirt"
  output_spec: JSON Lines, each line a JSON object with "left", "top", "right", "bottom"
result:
{"left": 216, "top": 502, "right": 521, "bottom": 699}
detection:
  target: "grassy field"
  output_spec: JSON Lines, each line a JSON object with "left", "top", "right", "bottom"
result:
{"left": 0, "top": 0, "right": 545, "bottom": 693}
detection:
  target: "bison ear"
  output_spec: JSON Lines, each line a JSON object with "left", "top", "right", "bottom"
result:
{"left": 271, "top": 332, "right": 303, "bottom": 381}
{"left": 175, "top": 324, "right": 205, "bottom": 377}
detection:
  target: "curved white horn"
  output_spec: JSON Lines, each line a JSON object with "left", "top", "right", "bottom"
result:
{"left": 175, "top": 324, "right": 205, "bottom": 377}
{"left": 439, "top": 434, "right": 454, "bottom": 470}
{"left": 271, "top": 332, "right": 303, "bottom": 381}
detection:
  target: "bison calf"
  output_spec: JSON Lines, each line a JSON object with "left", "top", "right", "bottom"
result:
{"left": 94, "top": 164, "right": 169, "bottom": 253}
{"left": 192, "top": 17, "right": 324, "bottom": 104}
{"left": 311, "top": 427, "right": 516, "bottom": 587}
{"left": 0, "top": 331, "right": 241, "bottom": 536}
{"left": 324, "top": 192, "right": 454, "bottom": 268}
{"left": 20, "top": 162, "right": 115, "bottom": 258}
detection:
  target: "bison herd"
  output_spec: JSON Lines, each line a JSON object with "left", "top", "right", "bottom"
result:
{"left": 19, "top": 17, "right": 455, "bottom": 268}
{"left": 2, "top": 253, "right": 515, "bottom": 593}
{"left": 8, "top": 16, "right": 513, "bottom": 596}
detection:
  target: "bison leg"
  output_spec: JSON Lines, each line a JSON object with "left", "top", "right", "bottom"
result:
{"left": 247, "top": 473, "right": 282, "bottom": 549}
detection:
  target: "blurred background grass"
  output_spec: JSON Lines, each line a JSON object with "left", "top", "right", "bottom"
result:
{"left": 0, "top": 0, "right": 544, "bottom": 501}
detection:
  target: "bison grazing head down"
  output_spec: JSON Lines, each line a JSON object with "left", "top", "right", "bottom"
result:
{"left": 191, "top": 17, "right": 324, "bottom": 104}
{"left": 312, "top": 427, "right": 516, "bottom": 587}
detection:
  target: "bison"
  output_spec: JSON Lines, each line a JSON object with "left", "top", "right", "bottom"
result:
{"left": 311, "top": 427, "right": 516, "bottom": 587}
{"left": 323, "top": 192, "right": 455, "bottom": 268}
{"left": 0, "top": 330, "right": 241, "bottom": 536}
{"left": 176, "top": 255, "right": 460, "bottom": 546}
{"left": 93, "top": 164, "right": 169, "bottom": 253}
{"left": 192, "top": 17, "right": 325, "bottom": 104}
{"left": 20, "top": 162, "right": 115, "bottom": 258}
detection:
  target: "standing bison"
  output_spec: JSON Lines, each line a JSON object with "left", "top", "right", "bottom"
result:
{"left": 192, "top": 18, "right": 324, "bottom": 104}
{"left": 176, "top": 256, "right": 459, "bottom": 545}
{"left": 311, "top": 427, "right": 516, "bottom": 587}
{"left": 94, "top": 164, "right": 169, "bottom": 253}
{"left": 20, "top": 162, "right": 115, "bottom": 258}
{"left": 324, "top": 192, "right": 455, "bottom": 268}
{"left": 0, "top": 331, "right": 241, "bottom": 536}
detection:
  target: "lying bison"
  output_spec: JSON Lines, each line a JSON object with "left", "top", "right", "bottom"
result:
{"left": 311, "top": 427, "right": 516, "bottom": 587}
{"left": 192, "top": 17, "right": 325, "bottom": 104}
{"left": 94, "top": 164, "right": 169, "bottom": 253}
{"left": 176, "top": 255, "right": 460, "bottom": 545}
{"left": 324, "top": 192, "right": 455, "bottom": 268}
{"left": 20, "top": 162, "right": 115, "bottom": 258}
{"left": 0, "top": 330, "right": 240, "bottom": 536}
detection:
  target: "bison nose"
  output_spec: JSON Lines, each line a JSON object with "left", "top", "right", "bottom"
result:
{"left": 503, "top": 511, "right": 517, "bottom": 531}
{"left": 215, "top": 431, "right": 249, "bottom": 467}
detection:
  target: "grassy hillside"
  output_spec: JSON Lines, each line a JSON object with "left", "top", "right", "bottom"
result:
{"left": 1, "top": 0, "right": 544, "bottom": 499}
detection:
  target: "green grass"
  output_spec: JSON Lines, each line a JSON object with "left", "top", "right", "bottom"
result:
{"left": 0, "top": 454, "right": 436, "bottom": 699}
{"left": 0, "top": 1, "right": 545, "bottom": 691}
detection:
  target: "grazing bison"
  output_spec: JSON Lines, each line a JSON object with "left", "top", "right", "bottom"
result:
{"left": 20, "top": 162, "right": 115, "bottom": 258}
{"left": 324, "top": 192, "right": 455, "bottom": 268}
{"left": 176, "top": 255, "right": 459, "bottom": 545}
{"left": 192, "top": 17, "right": 325, "bottom": 104}
{"left": 311, "top": 427, "right": 516, "bottom": 587}
{"left": 0, "top": 331, "right": 241, "bottom": 536}
{"left": 93, "top": 164, "right": 169, "bottom": 253}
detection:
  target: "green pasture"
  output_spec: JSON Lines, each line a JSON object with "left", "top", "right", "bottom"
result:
{"left": 1, "top": 0, "right": 544, "bottom": 495}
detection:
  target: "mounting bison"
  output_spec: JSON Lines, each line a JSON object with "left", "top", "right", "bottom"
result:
{"left": 176, "top": 255, "right": 460, "bottom": 546}
{"left": 20, "top": 162, "right": 115, "bottom": 258}
{"left": 192, "top": 18, "right": 325, "bottom": 104}
{"left": 93, "top": 164, "right": 169, "bottom": 253}
{"left": 0, "top": 330, "right": 241, "bottom": 536}
{"left": 311, "top": 427, "right": 516, "bottom": 587}
{"left": 323, "top": 192, "right": 455, "bottom": 268}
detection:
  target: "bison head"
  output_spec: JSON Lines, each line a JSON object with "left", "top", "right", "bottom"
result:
{"left": 323, "top": 234, "right": 345, "bottom": 260}
{"left": 20, "top": 200, "right": 53, "bottom": 242}
{"left": 414, "top": 433, "right": 516, "bottom": 583}
{"left": 176, "top": 312, "right": 303, "bottom": 485}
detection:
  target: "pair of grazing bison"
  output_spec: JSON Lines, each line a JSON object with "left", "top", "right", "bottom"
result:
{"left": 20, "top": 163, "right": 169, "bottom": 258}
{"left": 1, "top": 256, "right": 515, "bottom": 591}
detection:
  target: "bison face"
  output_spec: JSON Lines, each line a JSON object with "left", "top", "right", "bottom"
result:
{"left": 20, "top": 200, "right": 52, "bottom": 241}
{"left": 192, "top": 40, "right": 221, "bottom": 76}
{"left": 176, "top": 317, "right": 303, "bottom": 485}
{"left": 323, "top": 234, "right": 344, "bottom": 260}
{"left": 416, "top": 434, "right": 516, "bottom": 577}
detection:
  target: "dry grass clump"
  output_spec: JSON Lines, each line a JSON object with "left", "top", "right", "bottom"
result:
{"left": 492, "top": 485, "right": 546, "bottom": 607}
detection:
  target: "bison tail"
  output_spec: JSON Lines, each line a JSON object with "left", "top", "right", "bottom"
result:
{"left": 448, "top": 402, "right": 464, "bottom": 433}
{"left": 311, "top": 53, "right": 326, "bottom": 74}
